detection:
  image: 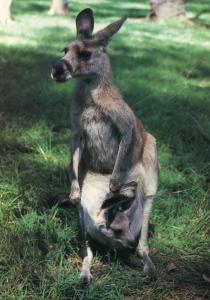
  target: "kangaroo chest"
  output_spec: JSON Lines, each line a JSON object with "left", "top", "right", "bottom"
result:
{"left": 80, "top": 105, "right": 120, "bottom": 173}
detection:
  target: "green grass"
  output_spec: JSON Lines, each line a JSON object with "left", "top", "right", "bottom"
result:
{"left": 0, "top": 0, "right": 210, "bottom": 299}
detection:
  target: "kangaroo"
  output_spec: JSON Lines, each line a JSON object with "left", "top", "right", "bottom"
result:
{"left": 51, "top": 8, "right": 159, "bottom": 284}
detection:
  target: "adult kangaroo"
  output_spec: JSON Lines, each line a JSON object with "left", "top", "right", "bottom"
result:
{"left": 51, "top": 8, "right": 159, "bottom": 284}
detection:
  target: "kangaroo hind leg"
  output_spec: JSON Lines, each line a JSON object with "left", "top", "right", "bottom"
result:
{"left": 137, "top": 133, "right": 159, "bottom": 276}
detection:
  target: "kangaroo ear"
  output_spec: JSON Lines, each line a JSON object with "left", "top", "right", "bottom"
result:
{"left": 93, "top": 16, "right": 127, "bottom": 46}
{"left": 76, "top": 8, "right": 94, "bottom": 39}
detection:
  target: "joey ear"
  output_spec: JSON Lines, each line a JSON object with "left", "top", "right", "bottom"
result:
{"left": 76, "top": 8, "right": 94, "bottom": 39}
{"left": 93, "top": 15, "right": 127, "bottom": 46}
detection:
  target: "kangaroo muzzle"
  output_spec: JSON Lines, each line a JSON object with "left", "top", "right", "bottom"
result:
{"left": 51, "top": 59, "right": 72, "bottom": 82}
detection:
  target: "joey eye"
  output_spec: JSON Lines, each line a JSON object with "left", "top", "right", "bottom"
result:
{"left": 62, "top": 47, "right": 69, "bottom": 54}
{"left": 77, "top": 51, "right": 91, "bottom": 61}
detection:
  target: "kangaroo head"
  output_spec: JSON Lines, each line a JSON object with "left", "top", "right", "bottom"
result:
{"left": 51, "top": 8, "right": 127, "bottom": 82}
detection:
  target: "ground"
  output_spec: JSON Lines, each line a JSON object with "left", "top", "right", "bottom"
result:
{"left": 0, "top": 0, "right": 209, "bottom": 299}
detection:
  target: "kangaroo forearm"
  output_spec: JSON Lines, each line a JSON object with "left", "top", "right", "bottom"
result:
{"left": 69, "top": 138, "right": 84, "bottom": 203}
{"left": 109, "top": 122, "right": 145, "bottom": 194}
{"left": 111, "top": 131, "right": 133, "bottom": 181}
{"left": 72, "top": 146, "right": 82, "bottom": 180}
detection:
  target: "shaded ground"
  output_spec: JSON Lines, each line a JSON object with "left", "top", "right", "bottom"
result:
{"left": 0, "top": 0, "right": 209, "bottom": 299}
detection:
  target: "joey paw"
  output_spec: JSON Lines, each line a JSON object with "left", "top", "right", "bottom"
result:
{"left": 119, "top": 184, "right": 136, "bottom": 199}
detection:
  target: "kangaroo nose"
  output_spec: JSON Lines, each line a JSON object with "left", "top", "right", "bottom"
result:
{"left": 51, "top": 63, "right": 63, "bottom": 79}
{"left": 51, "top": 60, "right": 73, "bottom": 82}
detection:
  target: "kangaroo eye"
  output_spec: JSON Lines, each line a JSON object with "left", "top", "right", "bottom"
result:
{"left": 62, "top": 47, "right": 69, "bottom": 54}
{"left": 78, "top": 51, "right": 91, "bottom": 61}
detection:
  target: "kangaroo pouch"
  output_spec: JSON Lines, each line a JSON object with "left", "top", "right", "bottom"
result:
{"left": 81, "top": 172, "right": 144, "bottom": 249}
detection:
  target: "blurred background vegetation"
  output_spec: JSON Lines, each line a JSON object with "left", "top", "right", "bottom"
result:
{"left": 0, "top": 0, "right": 210, "bottom": 299}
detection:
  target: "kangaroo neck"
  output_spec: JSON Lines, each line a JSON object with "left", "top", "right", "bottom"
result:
{"left": 78, "top": 70, "right": 121, "bottom": 106}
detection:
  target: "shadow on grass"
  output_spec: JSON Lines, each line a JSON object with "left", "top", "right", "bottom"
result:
{"left": 0, "top": 47, "right": 71, "bottom": 126}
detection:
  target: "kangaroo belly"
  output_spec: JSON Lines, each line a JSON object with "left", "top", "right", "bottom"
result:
{"left": 81, "top": 106, "right": 120, "bottom": 173}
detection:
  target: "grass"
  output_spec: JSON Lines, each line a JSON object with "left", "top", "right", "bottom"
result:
{"left": 0, "top": 0, "right": 210, "bottom": 299}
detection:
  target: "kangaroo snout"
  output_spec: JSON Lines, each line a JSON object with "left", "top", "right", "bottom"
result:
{"left": 51, "top": 59, "right": 72, "bottom": 82}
